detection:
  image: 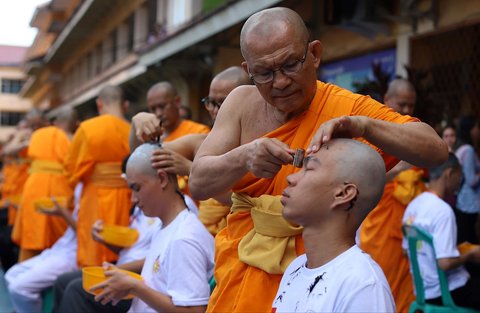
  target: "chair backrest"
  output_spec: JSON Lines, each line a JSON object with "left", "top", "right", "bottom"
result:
{"left": 402, "top": 224, "right": 456, "bottom": 307}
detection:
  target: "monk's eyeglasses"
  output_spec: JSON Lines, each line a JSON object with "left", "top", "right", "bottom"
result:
{"left": 201, "top": 97, "right": 224, "bottom": 111}
{"left": 248, "top": 41, "right": 310, "bottom": 85}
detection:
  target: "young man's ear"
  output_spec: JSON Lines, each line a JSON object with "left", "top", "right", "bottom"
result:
{"left": 332, "top": 183, "right": 358, "bottom": 210}
{"left": 156, "top": 169, "right": 169, "bottom": 189}
{"left": 443, "top": 168, "right": 453, "bottom": 179}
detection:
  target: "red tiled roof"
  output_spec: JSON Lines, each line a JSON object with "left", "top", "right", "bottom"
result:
{"left": 0, "top": 45, "right": 28, "bottom": 66}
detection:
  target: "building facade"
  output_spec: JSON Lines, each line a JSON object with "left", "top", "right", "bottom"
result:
{"left": 20, "top": 0, "right": 480, "bottom": 127}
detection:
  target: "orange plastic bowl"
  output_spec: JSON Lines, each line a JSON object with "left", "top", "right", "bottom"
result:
{"left": 99, "top": 224, "right": 139, "bottom": 248}
{"left": 458, "top": 242, "right": 479, "bottom": 255}
{"left": 34, "top": 196, "right": 68, "bottom": 212}
{"left": 82, "top": 266, "right": 142, "bottom": 299}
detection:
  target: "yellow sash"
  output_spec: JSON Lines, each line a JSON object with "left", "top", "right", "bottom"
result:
{"left": 90, "top": 162, "right": 127, "bottom": 188}
{"left": 198, "top": 198, "right": 230, "bottom": 236}
{"left": 232, "top": 192, "right": 302, "bottom": 274}
{"left": 29, "top": 160, "right": 65, "bottom": 175}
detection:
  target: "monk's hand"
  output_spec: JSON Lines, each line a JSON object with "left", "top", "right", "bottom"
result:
{"left": 91, "top": 220, "right": 106, "bottom": 244}
{"left": 93, "top": 263, "right": 135, "bottom": 306}
{"left": 307, "top": 116, "right": 368, "bottom": 154}
{"left": 245, "top": 138, "right": 294, "bottom": 178}
{"left": 132, "top": 112, "right": 162, "bottom": 143}
{"left": 38, "top": 197, "right": 67, "bottom": 216}
{"left": 151, "top": 148, "right": 192, "bottom": 176}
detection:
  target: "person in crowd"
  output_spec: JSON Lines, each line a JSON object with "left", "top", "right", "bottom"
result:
{"left": 5, "top": 184, "right": 82, "bottom": 313}
{"left": 129, "top": 81, "right": 209, "bottom": 149}
{"left": 403, "top": 153, "right": 480, "bottom": 310}
{"left": 64, "top": 85, "right": 131, "bottom": 267}
{"left": 11, "top": 107, "right": 77, "bottom": 262}
{"left": 91, "top": 143, "right": 214, "bottom": 313}
{"left": 454, "top": 116, "right": 480, "bottom": 244}
{"left": 273, "top": 139, "right": 394, "bottom": 312}
{"left": 442, "top": 125, "right": 457, "bottom": 152}
{"left": 359, "top": 78, "right": 426, "bottom": 312}
{"left": 188, "top": 7, "right": 447, "bottom": 313}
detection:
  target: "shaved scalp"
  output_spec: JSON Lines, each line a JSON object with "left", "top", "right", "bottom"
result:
{"left": 54, "top": 107, "right": 77, "bottom": 124}
{"left": 147, "top": 81, "right": 178, "bottom": 98}
{"left": 127, "top": 143, "right": 177, "bottom": 183}
{"left": 98, "top": 85, "right": 125, "bottom": 105}
{"left": 127, "top": 143, "right": 159, "bottom": 178}
{"left": 328, "top": 139, "right": 386, "bottom": 225}
{"left": 213, "top": 66, "right": 250, "bottom": 87}
{"left": 385, "top": 78, "right": 415, "bottom": 99}
{"left": 240, "top": 7, "right": 309, "bottom": 60}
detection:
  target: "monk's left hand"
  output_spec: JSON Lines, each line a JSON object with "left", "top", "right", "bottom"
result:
{"left": 151, "top": 148, "right": 192, "bottom": 176}
{"left": 307, "top": 116, "right": 368, "bottom": 154}
{"left": 92, "top": 265, "right": 136, "bottom": 306}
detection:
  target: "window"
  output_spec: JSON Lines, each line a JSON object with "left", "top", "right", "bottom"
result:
{"left": 1, "top": 79, "right": 24, "bottom": 94}
{"left": 0, "top": 111, "right": 25, "bottom": 126}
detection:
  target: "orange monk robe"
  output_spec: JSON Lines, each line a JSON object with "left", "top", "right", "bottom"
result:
{"left": 65, "top": 114, "right": 131, "bottom": 267}
{"left": 163, "top": 119, "right": 210, "bottom": 142}
{"left": 1, "top": 158, "right": 16, "bottom": 223}
{"left": 164, "top": 119, "right": 210, "bottom": 193}
{"left": 207, "top": 81, "right": 417, "bottom": 313}
{"left": 360, "top": 167, "right": 426, "bottom": 313}
{"left": 11, "top": 126, "right": 73, "bottom": 251}
{"left": 8, "top": 149, "right": 30, "bottom": 226}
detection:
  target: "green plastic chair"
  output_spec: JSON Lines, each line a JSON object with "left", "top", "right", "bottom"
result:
{"left": 402, "top": 224, "right": 479, "bottom": 313}
{"left": 209, "top": 276, "right": 216, "bottom": 294}
{"left": 41, "top": 287, "right": 54, "bottom": 313}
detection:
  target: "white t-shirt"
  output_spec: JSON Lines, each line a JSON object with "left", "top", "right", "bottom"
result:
{"left": 129, "top": 209, "right": 215, "bottom": 312}
{"left": 117, "top": 206, "right": 161, "bottom": 264}
{"left": 272, "top": 245, "right": 395, "bottom": 313}
{"left": 402, "top": 192, "right": 470, "bottom": 299}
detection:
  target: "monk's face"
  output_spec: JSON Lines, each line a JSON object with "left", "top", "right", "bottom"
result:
{"left": 281, "top": 145, "right": 338, "bottom": 226}
{"left": 384, "top": 87, "right": 416, "bottom": 116}
{"left": 147, "top": 88, "right": 180, "bottom": 131}
{"left": 242, "top": 31, "right": 321, "bottom": 115}
{"left": 206, "top": 78, "right": 236, "bottom": 121}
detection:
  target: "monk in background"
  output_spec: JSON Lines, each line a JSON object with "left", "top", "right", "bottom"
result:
{"left": 133, "top": 66, "right": 251, "bottom": 235}
{"left": 65, "top": 85, "right": 131, "bottom": 267}
{"left": 360, "top": 78, "right": 425, "bottom": 312}
{"left": 189, "top": 8, "right": 447, "bottom": 313}
{"left": 12, "top": 108, "right": 77, "bottom": 263}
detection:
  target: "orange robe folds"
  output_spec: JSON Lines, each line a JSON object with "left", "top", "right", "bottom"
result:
{"left": 207, "top": 81, "right": 417, "bottom": 313}
{"left": 164, "top": 119, "right": 210, "bottom": 142}
{"left": 65, "top": 114, "right": 131, "bottom": 267}
{"left": 360, "top": 167, "right": 426, "bottom": 313}
{"left": 7, "top": 150, "right": 30, "bottom": 226}
{"left": 11, "top": 126, "right": 73, "bottom": 251}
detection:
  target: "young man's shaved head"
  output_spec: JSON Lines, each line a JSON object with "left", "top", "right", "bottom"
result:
{"left": 126, "top": 143, "right": 159, "bottom": 178}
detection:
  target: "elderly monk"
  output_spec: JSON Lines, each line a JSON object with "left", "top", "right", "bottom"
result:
{"left": 360, "top": 78, "right": 425, "bottom": 312}
{"left": 188, "top": 7, "right": 448, "bottom": 313}
{"left": 65, "top": 85, "right": 131, "bottom": 267}
{"left": 12, "top": 108, "right": 77, "bottom": 263}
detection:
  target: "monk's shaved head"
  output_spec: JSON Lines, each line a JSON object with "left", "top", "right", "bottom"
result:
{"left": 385, "top": 78, "right": 415, "bottom": 99}
{"left": 213, "top": 66, "right": 250, "bottom": 87}
{"left": 240, "top": 7, "right": 309, "bottom": 60}
{"left": 53, "top": 107, "right": 78, "bottom": 133}
{"left": 98, "top": 85, "right": 125, "bottom": 105}
{"left": 325, "top": 139, "right": 386, "bottom": 224}
{"left": 147, "top": 81, "right": 178, "bottom": 99}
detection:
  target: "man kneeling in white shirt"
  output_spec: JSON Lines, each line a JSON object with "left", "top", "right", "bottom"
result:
{"left": 272, "top": 139, "right": 395, "bottom": 313}
{"left": 91, "top": 143, "right": 214, "bottom": 313}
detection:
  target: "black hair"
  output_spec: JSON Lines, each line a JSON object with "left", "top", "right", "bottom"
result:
{"left": 429, "top": 152, "right": 461, "bottom": 181}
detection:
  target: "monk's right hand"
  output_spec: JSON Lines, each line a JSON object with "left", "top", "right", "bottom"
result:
{"left": 91, "top": 220, "right": 105, "bottom": 243}
{"left": 132, "top": 112, "right": 162, "bottom": 143}
{"left": 245, "top": 138, "right": 294, "bottom": 178}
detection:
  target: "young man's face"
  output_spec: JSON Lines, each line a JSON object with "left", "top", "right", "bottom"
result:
{"left": 126, "top": 168, "right": 161, "bottom": 217}
{"left": 281, "top": 146, "right": 337, "bottom": 226}
{"left": 446, "top": 167, "right": 463, "bottom": 195}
